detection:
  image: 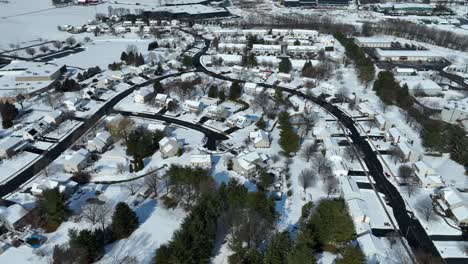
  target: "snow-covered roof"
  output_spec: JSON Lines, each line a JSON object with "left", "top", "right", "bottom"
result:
{"left": 396, "top": 76, "right": 442, "bottom": 91}
{"left": 184, "top": 100, "right": 203, "bottom": 108}
{"left": 96, "top": 131, "right": 111, "bottom": 143}
{"left": 0, "top": 137, "right": 23, "bottom": 150}
{"left": 190, "top": 154, "right": 211, "bottom": 164}
{"left": 376, "top": 49, "right": 442, "bottom": 58}
{"left": 65, "top": 148, "right": 89, "bottom": 166}
{"left": 354, "top": 36, "right": 393, "bottom": 44}
{"left": 155, "top": 93, "right": 168, "bottom": 102}
{"left": 0, "top": 204, "right": 27, "bottom": 225}
{"left": 244, "top": 82, "right": 257, "bottom": 89}
{"left": 357, "top": 233, "right": 387, "bottom": 261}
{"left": 147, "top": 123, "right": 168, "bottom": 132}
{"left": 445, "top": 97, "right": 468, "bottom": 113}
{"left": 451, "top": 205, "right": 468, "bottom": 223}
{"left": 249, "top": 130, "right": 269, "bottom": 144}
{"left": 442, "top": 187, "right": 468, "bottom": 208}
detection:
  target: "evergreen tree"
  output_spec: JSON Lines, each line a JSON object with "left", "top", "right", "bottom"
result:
{"left": 247, "top": 53, "right": 257, "bottom": 68}
{"left": 218, "top": 89, "right": 226, "bottom": 102}
{"left": 264, "top": 232, "right": 292, "bottom": 264}
{"left": 40, "top": 188, "right": 69, "bottom": 229}
{"left": 208, "top": 85, "right": 218, "bottom": 98}
{"left": 153, "top": 80, "right": 164, "bottom": 94}
{"left": 278, "top": 112, "right": 300, "bottom": 155}
{"left": 155, "top": 63, "right": 164, "bottom": 75}
{"left": 68, "top": 228, "right": 105, "bottom": 263}
{"left": 287, "top": 244, "right": 315, "bottom": 264}
{"left": 0, "top": 102, "right": 19, "bottom": 128}
{"left": 229, "top": 82, "right": 242, "bottom": 100}
{"left": 182, "top": 55, "right": 192, "bottom": 67}
{"left": 335, "top": 246, "right": 366, "bottom": 264}
{"left": 256, "top": 117, "right": 266, "bottom": 130}
{"left": 120, "top": 51, "right": 128, "bottom": 62}
{"left": 278, "top": 58, "right": 292, "bottom": 73}
{"left": 111, "top": 202, "right": 139, "bottom": 239}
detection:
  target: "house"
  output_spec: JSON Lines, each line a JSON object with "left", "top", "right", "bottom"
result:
{"left": 357, "top": 102, "right": 377, "bottom": 119}
{"left": 0, "top": 137, "right": 28, "bottom": 159}
{"left": 374, "top": 114, "right": 391, "bottom": 131}
{"left": 31, "top": 179, "right": 77, "bottom": 197}
{"left": 43, "top": 110, "right": 63, "bottom": 125}
{"left": 412, "top": 161, "right": 444, "bottom": 188}
{"left": 312, "top": 121, "right": 329, "bottom": 141}
{"left": 375, "top": 49, "right": 443, "bottom": 62}
{"left": 354, "top": 37, "right": 393, "bottom": 48}
{"left": 249, "top": 130, "right": 271, "bottom": 148}
{"left": 0, "top": 204, "right": 28, "bottom": 232}
{"left": 155, "top": 93, "right": 169, "bottom": 107}
{"left": 159, "top": 137, "right": 181, "bottom": 158}
{"left": 227, "top": 114, "right": 255, "bottom": 128}
{"left": 180, "top": 72, "right": 197, "bottom": 81}
{"left": 64, "top": 148, "right": 90, "bottom": 173}
{"left": 319, "top": 82, "right": 336, "bottom": 96}
{"left": 438, "top": 187, "right": 468, "bottom": 227}
{"left": 251, "top": 44, "right": 282, "bottom": 55}
{"left": 96, "top": 78, "right": 113, "bottom": 89}
{"left": 277, "top": 73, "right": 292, "bottom": 82}
{"left": 289, "top": 95, "right": 311, "bottom": 113}
{"left": 146, "top": 123, "right": 169, "bottom": 134}
{"left": 440, "top": 98, "right": 468, "bottom": 130}
{"left": 243, "top": 82, "right": 258, "bottom": 95}
{"left": 393, "top": 67, "right": 417, "bottom": 76}
{"left": 87, "top": 131, "right": 112, "bottom": 153}
{"left": 292, "top": 29, "right": 318, "bottom": 39}
{"left": 23, "top": 122, "right": 49, "bottom": 141}
{"left": 387, "top": 127, "right": 405, "bottom": 144}
{"left": 395, "top": 76, "right": 443, "bottom": 96}
{"left": 63, "top": 97, "right": 81, "bottom": 111}
{"left": 190, "top": 154, "right": 212, "bottom": 170}
{"left": 232, "top": 151, "right": 269, "bottom": 176}
{"left": 397, "top": 141, "right": 419, "bottom": 163}
{"left": 183, "top": 100, "right": 204, "bottom": 113}
{"left": 134, "top": 88, "right": 153, "bottom": 104}
{"left": 81, "top": 87, "right": 96, "bottom": 100}
{"left": 286, "top": 45, "right": 318, "bottom": 55}
{"left": 206, "top": 105, "right": 228, "bottom": 120}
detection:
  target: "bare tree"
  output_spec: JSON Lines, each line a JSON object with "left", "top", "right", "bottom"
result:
{"left": 116, "top": 162, "right": 126, "bottom": 174}
{"left": 398, "top": 165, "right": 414, "bottom": 181}
{"left": 53, "top": 41, "right": 63, "bottom": 50}
{"left": 324, "top": 176, "right": 338, "bottom": 197}
{"left": 124, "top": 181, "right": 141, "bottom": 195}
{"left": 25, "top": 47, "right": 36, "bottom": 57}
{"left": 96, "top": 203, "right": 112, "bottom": 230}
{"left": 343, "top": 146, "right": 356, "bottom": 162}
{"left": 300, "top": 142, "right": 318, "bottom": 162}
{"left": 336, "top": 86, "right": 349, "bottom": 104}
{"left": 82, "top": 203, "right": 100, "bottom": 225}
{"left": 65, "top": 36, "right": 77, "bottom": 47}
{"left": 406, "top": 176, "right": 420, "bottom": 198}
{"left": 251, "top": 91, "right": 270, "bottom": 111}
{"left": 386, "top": 231, "right": 399, "bottom": 249}
{"left": 45, "top": 92, "right": 63, "bottom": 109}
{"left": 39, "top": 45, "right": 49, "bottom": 54}
{"left": 312, "top": 153, "right": 330, "bottom": 175}
{"left": 144, "top": 169, "right": 160, "bottom": 197}
{"left": 298, "top": 169, "right": 316, "bottom": 192}
{"left": 416, "top": 197, "right": 436, "bottom": 222}
{"left": 271, "top": 154, "right": 280, "bottom": 164}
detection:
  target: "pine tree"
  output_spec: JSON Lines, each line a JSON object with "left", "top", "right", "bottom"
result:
{"left": 335, "top": 246, "right": 366, "bottom": 264}
{"left": 153, "top": 80, "right": 164, "bottom": 94}
{"left": 40, "top": 188, "right": 69, "bottom": 229}
{"left": 120, "top": 51, "right": 128, "bottom": 62}
{"left": 229, "top": 82, "right": 241, "bottom": 100}
{"left": 0, "top": 102, "right": 18, "bottom": 128}
{"left": 256, "top": 117, "right": 266, "bottom": 130}
{"left": 264, "top": 232, "right": 292, "bottom": 264}
{"left": 278, "top": 58, "right": 292, "bottom": 73}
{"left": 218, "top": 90, "right": 226, "bottom": 102}
{"left": 111, "top": 202, "right": 139, "bottom": 239}
{"left": 208, "top": 85, "right": 218, "bottom": 98}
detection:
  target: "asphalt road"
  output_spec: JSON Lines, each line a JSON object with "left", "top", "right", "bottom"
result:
{"left": 114, "top": 110, "right": 228, "bottom": 150}
{"left": 192, "top": 38, "right": 458, "bottom": 263}
{"left": 0, "top": 72, "right": 185, "bottom": 198}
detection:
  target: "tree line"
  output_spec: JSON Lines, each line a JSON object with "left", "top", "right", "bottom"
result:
{"left": 334, "top": 32, "right": 375, "bottom": 85}
{"left": 373, "top": 71, "right": 468, "bottom": 166}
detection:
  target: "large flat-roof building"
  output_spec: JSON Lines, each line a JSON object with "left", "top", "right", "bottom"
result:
{"left": 441, "top": 98, "right": 468, "bottom": 130}
{"left": 354, "top": 37, "right": 393, "bottom": 48}
{"left": 375, "top": 49, "right": 444, "bottom": 62}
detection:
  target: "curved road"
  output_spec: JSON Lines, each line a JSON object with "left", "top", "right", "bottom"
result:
{"left": 114, "top": 110, "right": 228, "bottom": 150}
{"left": 192, "top": 38, "right": 452, "bottom": 263}
{"left": 0, "top": 72, "right": 185, "bottom": 197}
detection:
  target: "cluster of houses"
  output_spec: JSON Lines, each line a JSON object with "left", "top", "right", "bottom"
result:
{"left": 435, "top": 187, "right": 468, "bottom": 228}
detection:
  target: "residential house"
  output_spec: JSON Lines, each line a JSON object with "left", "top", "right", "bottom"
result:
{"left": 0, "top": 204, "right": 29, "bottom": 232}
{"left": 232, "top": 151, "right": 269, "bottom": 176}
{"left": 31, "top": 179, "right": 78, "bottom": 197}
{"left": 159, "top": 137, "right": 181, "bottom": 158}
{"left": 155, "top": 93, "right": 169, "bottom": 108}
{"left": 277, "top": 73, "right": 292, "bottom": 82}
{"left": 397, "top": 141, "right": 419, "bottom": 163}
{"left": 190, "top": 154, "right": 212, "bottom": 170}
{"left": 134, "top": 88, "right": 153, "bottom": 104}
{"left": 0, "top": 137, "right": 28, "bottom": 159}
{"left": 146, "top": 123, "right": 169, "bottom": 134}
{"left": 63, "top": 97, "right": 82, "bottom": 111}
{"left": 243, "top": 82, "right": 260, "bottom": 95}
{"left": 227, "top": 114, "right": 254, "bottom": 128}
{"left": 206, "top": 105, "right": 228, "bottom": 120}
{"left": 64, "top": 148, "right": 90, "bottom": 173}
{"left": 43, "top": 110, "right": 63, "bottom": 126}
{"left": 374, "top": 114, "right": 392, "bottom": 131}
{"left": 412, "top": 161, "right": 443, "bottom": 188}
{"left": 180, "top": 72, "right": 197, "bottom": 82}
{"left": 87, "top": 131, "right": 113, "bottom": 153}
{"left": 23, "top": 122, "right": 49, "bottom": 141}
{"left": 183, "top": 100, "right": 204, "bottom": 113}
{"left": 438, "top": 187, "right": 468, "bottom": 227}
{"left": 249, "top": 130, "right": 271, "bottom": 148}
{"left": 440, "top": 98, "right": 468, "bottom": 130}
